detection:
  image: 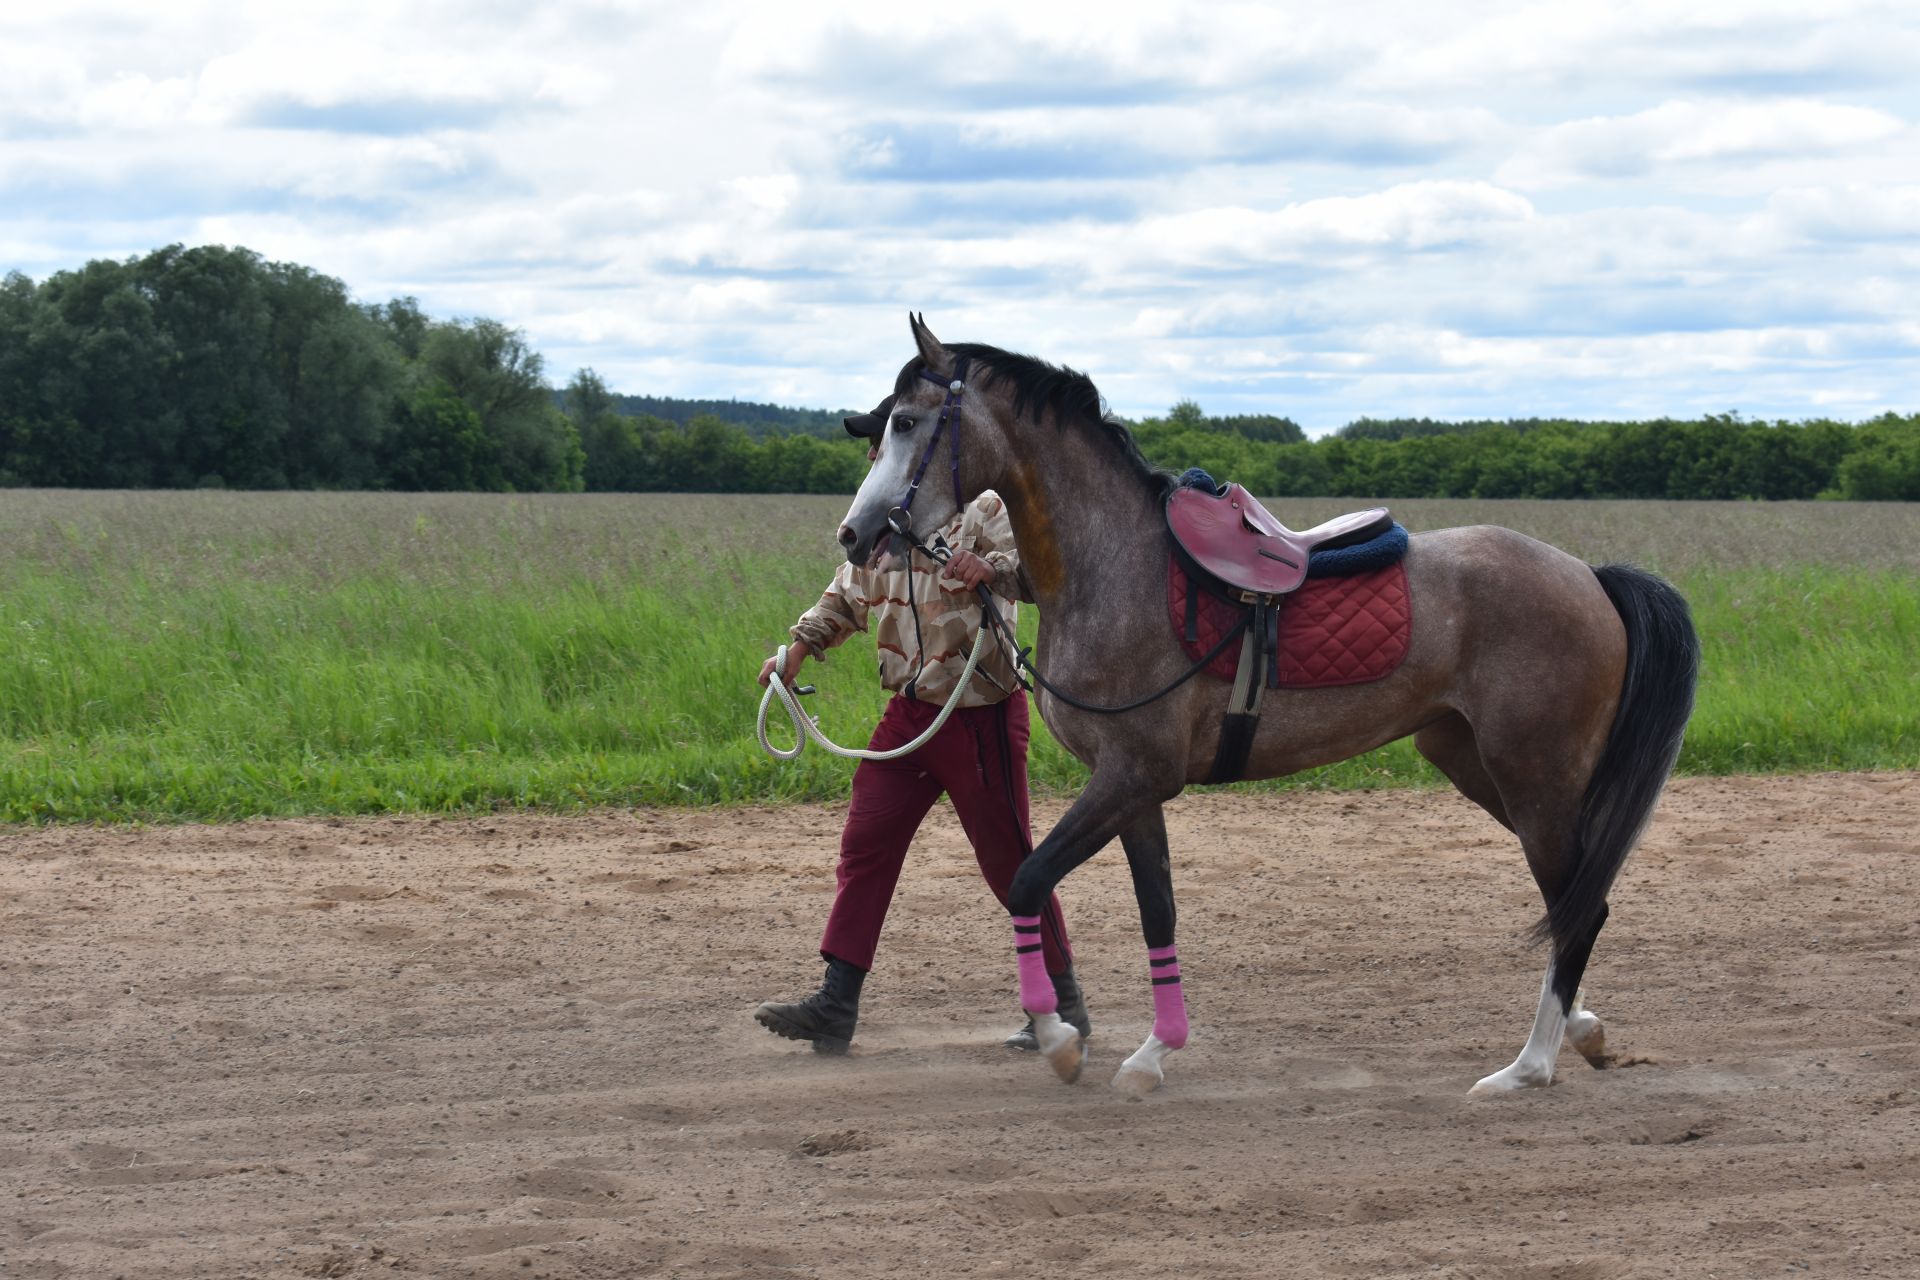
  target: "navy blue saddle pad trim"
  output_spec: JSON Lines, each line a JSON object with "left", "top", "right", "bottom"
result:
{"left": 1175, "top": 467, "right": 1408, "bottom": 581}
{"left": 1308, "top": 522, "right": 1407, "bottom": 577}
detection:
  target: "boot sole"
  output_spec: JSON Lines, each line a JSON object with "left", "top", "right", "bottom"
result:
{"left": 754, "top": 1005, "right": 851, "bottom": 1055}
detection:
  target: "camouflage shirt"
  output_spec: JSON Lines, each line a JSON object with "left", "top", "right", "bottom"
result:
{"left": 789, "top": 492, "right": 1025, "bottom": 708}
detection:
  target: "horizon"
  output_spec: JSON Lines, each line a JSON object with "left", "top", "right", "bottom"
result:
{"left": 4, "top": 4, "right": 1918, "bottom": 433}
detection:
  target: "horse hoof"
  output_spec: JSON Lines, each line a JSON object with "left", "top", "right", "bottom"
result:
{"left": 1567, "top": 1009, "right": 1610, "bottom": 1067}
{"left": 1046, "top": 1037, "right": 1087, "bottom": 1083}
{"left": 1031, "top": 1012, "right": 1085, "bottom": 1083}
{"left": 1115, "top": 1033, "right": 1176, "bottom": 1098}
{"left": 1469, "top": 1063, "right": 1553, "bottom": 1095}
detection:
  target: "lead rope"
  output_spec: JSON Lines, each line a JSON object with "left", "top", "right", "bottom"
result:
{"left": 755, "top": 624, "right": 993, "bottom": 762}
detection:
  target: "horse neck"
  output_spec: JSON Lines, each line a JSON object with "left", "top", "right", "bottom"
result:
{"left": 991, "top": 417, "right": 1163, "bottom": 617}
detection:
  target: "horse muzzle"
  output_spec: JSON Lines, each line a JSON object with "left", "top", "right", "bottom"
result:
{"left": 838, "top": 517, "right": 905, "bottom": 571}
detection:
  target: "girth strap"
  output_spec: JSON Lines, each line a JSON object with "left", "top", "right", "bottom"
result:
{"left": 1266, "top": 597, "right": 1281, "bottom": 689}
{"left": 1207, "top": 597, "right": 1278, "bottom": 784}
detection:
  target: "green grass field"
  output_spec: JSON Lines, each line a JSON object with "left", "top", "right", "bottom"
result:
{"left": 2, "top": 491, "right": 1915, "bottom": 822}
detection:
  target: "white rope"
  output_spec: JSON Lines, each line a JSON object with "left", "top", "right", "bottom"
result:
{"left": 756, "top": 625, "right": 995, "bottom": 762}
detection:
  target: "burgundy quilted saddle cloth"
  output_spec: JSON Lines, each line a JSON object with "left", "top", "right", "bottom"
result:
{"left": 1166, "top": 553, "right": 1412, "bottom": 688}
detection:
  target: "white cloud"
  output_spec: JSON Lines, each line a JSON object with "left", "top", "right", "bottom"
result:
{"left": 1133, "top": 182, "right": 1534, "bottom": 266}
{"left": 1502, "top": 99, "right": 1906, "bottom": 187}
{"left": 1763, "top": 184, "right": 1920, "bottom": 243}
{"left": 2, "top": 2, "right": 1919, "bottom": 425}
{"left": 1364, "top": 0, "right": 1920, "bottom": 93}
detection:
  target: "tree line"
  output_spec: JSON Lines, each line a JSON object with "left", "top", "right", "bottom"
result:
{"left": 2, "top": 244, "right": 1915, "bottom": 499}
{"left": 595, "top": 392, "right": 851, "bottom": 440}
{"left": 562, "top": 370, "right": 866, "bottom": 493}
{"left": 1, "top": 245, "right": 585, "bottom": 491}
{"left": 1131, "top": 408, "right": 1920, "bottom": 501}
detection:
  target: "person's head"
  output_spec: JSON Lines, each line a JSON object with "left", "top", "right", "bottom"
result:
{"left": 844, "top": 393, "right": 895, "bottom": 468}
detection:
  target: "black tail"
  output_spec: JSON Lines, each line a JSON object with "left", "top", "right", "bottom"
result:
{"left": 1533, "top": 564, "right": 1700, "bottom": 967}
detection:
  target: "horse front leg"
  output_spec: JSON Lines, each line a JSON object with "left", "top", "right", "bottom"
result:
{"left": 1112, "top": 806, "right": 1186, "bottom": 1097}
{"left": 1006, "top": 769, "right": 1166, "bottom": 1084}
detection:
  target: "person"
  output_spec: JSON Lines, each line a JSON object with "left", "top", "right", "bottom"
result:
{"left": 752, "top": 395, "right": 1090, "bottom": 1055}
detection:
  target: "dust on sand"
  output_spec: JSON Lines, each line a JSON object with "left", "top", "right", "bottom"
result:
{"left": 3, "top": 774, "right": 1917, "bottom": 1279}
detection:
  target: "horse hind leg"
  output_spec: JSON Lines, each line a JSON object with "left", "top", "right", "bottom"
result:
{"left": 1553, "top": 902, "right": 1614, "bottom": 1069}
{"left": 1111, "top": 807, "right": 1187, "bottom": 1098}
{"left": 1414, "top": 712, "right": 1511, "bottom": 832}
{"left": 1470, "top": 904, "right": 1610, "bottom": 1093}
{"left": 1417, "top": 713, "right": 1615, "bottom": 1092}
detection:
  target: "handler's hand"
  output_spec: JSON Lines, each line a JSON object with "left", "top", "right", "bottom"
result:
{"left": 943, "top": 549, "right": 996, "bottom": 590}
{"left": 758, "top": 640, "right": 810, "bottom": 688}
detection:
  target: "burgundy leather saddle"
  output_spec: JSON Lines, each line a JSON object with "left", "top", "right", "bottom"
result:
{"left": 1167, "top": 483, "right": 1393, "bottom": 599}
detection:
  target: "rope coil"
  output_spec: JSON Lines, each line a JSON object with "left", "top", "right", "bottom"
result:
{"left": 755, "top": 626, "right": 994, "bottom": 762}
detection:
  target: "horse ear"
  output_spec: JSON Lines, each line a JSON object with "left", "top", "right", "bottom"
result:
{"left": 909, "top": 312, "right": 950, "bottom": 374}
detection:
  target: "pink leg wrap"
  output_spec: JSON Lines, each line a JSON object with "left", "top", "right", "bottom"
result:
{"left": 1013, "top": 915, "right": 1056, "bottom": 1014}
{"left": 1148, "top": 944, "right": 1189, "bottom": 1049}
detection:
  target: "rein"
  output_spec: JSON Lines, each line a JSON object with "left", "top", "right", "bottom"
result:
{"left": 760, "top": 358, "right": 1237, "bottom": 763}
{"left": 887, "top": 357, "right": 1248, "bottom": 717}
{"left": 888, "top": 511, "right": 1249, "bottom": 718}
{"left": 986, "top": 589, "right": 1246, "bottom": 715}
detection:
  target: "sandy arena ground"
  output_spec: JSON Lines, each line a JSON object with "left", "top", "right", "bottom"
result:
{"left": 3, "top": 773, "right": 1917, "bottom": 1279}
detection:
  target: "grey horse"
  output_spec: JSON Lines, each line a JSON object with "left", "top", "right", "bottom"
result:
{"left": 834, "top": 316, "right": 1699, "bottom": 1097}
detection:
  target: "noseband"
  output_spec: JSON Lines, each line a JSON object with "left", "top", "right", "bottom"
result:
{"left": 885, "top": 356, "right": 972, "bottom": 542}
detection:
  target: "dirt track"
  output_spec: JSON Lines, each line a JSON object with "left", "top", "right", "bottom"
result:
{"left": 3, "top": 774, "right": 1917, "bottom": 1279}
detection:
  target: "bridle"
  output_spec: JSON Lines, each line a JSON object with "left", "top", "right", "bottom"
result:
{"left": 876, "top": 357, "right": 1247, "bottom": 716}
{"left": 872, "top": 357, "right": 971, "bottom": 701}
{"left": 884, "top": 356, "right": 973, "bottom": 547}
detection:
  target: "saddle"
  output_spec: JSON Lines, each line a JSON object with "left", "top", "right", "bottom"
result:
{"left": 1163, "top": 478, "right": 1406, "bottom": 785}
{"left": 1167, "top": 483, "right": 1392, "bottom": 600}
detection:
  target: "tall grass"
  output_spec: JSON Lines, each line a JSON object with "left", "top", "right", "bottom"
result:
{"left": 1, "top": 492, "right": 1914, "bottom": 821}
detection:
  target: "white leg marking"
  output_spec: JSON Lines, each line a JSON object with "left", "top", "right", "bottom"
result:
{"left": 1032, "top": 1011, "right": 1085, "bottom": 1084}
{"left": 1470, "top": 966, "right": 1566, "bottom": 1095}
{"left": 1111, "top": 1034, "right": 1176, "bottom": 1098}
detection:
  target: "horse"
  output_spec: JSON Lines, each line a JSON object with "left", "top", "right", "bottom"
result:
{"left": 833, "top": 314, "right": 1699, "bottom": 1098}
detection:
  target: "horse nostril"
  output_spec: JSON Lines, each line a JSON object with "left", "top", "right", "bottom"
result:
{"left": 837, "top": 524, "right": 857, "bottom": 547}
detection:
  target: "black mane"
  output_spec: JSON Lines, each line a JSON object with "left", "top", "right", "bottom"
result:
{"left": 897, "top": 343, "right": 1175, "bottom": 497}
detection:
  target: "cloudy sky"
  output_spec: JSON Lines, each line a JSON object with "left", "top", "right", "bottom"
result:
{"left": 3, "top": 2, "right": 1917, "bottom": 430}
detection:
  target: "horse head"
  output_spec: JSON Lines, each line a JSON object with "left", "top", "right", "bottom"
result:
{"left": 836, "top": 314, "right": 1014, "bottom": 570}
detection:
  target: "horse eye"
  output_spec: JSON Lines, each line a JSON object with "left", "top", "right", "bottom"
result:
{"left": 891, "top": 414, "right": 916, "bottom": 433}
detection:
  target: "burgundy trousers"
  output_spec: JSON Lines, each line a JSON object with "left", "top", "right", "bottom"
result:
{"left": 820, "top": 690, "right": 1073, "bottom": 976}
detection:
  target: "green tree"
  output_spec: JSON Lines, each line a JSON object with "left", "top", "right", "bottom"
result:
{"left": 1213, "top": 413, "right": 1305, "bottom": 444}
{"left": 1167, "top": 400, "right": 1205, "bottom": 429}
{"left": 29, "top": 255, "right": 176, "bottom": 486}
{"left": 422, "top": 319, "right": 583, "bottom": 491}
{"left": 265, "top": 267, "right": 400, "bottom": 488}
{"left": 368, "top": 296, "right": 431, "bottom": 361}
{"left": 381, "top": 380, "right": 493, "bottom": 491}
{"left": 135, "top": 244, "right": 288, "bottom": 487}
{"left": 1834, "top": 415, "right": 1920, "bottom": 500}
{"left": 563, "top": 368, "right": 617, "bottom": 426}
{"left": 579, "top": 411, "right": 664, "bottom": 492}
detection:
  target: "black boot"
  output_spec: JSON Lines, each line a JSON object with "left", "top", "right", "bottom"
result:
{"left": 754, "top": 957, "right": 866, "bottom": 1054}
{"left": 1003, "top": 967, "right": 1092, "bottom": 1051}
